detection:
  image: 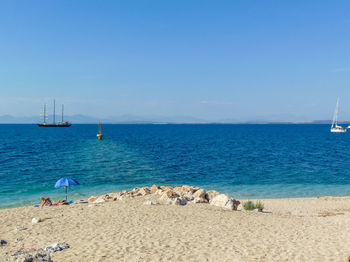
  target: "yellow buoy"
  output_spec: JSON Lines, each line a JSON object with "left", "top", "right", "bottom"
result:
{"left": 97, "top": 122, "right": 103, "bottom": 140}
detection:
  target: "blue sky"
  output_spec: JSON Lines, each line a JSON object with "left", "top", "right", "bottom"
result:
{"left": 1, "top": 1, "right": 350, "bottom": 121}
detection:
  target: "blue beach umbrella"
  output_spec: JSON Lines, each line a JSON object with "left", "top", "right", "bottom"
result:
{"left": 54, "top": 177, "right": 80, "bottom": 201}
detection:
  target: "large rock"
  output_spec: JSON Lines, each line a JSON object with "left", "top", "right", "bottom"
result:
{"left": 130, "top": 187, "right": 140, "bottom": 194}
{"left": 193, "top": 189, "right": 207, "bottom": 198}
{"left": 210, "top": 194, "right": 240, "bottom": 210}
{"left": 160, "top": 186, "right": 173, "bottom": 191}
{"left": 150, "top": 185, "right": 160, "bottom": 193}
{"left": 159, "top": 192, "right": 170, "bottom": 203}
{"left": 183, "top": 192, "right": 195, "bottom": 201}
{"left": 130, "top": 188, "right": 142, "bottom": 197}
{"left": 131, "top": 192, "right": 142, "bottom": 197}
{"left": 159, "top": 191, "right": 184, "bottom": 205}
{"left": 191, "top": 189, "right": 208, "bottom": 203}
{"left": 166, "top": 190, "right": 180, "bottom": 199}
{"left": 181, "top": 185, "right": 198, "bottom": 194}
{"left": 139, "top": 187, "right": 151, "bottom": 196}
{"left": 173, "top": 186, "right": 183, "bottom": 194}
{"left": 116, "top": 191, "right": 127, "bottom": 199}
{"left": 207, "top": 190, "right": 220, "bottom": 203}
{"left": 154, "top": 189, "right": 164, "bottom": 195}
{"left": 118, "top": 195, "right": 127, "bottom": 200}
{"left": 172, "top": 197, "right": 187, "bottom": 206}
{"left": 192, "top": 197, "right": 208, "bottom": 203}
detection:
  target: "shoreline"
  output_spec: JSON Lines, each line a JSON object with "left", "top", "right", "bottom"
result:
{"left": 3, "top": 185, "right": 350, "bottom": 210}
{"left": 2, "top": 185, "right": 350, "bottom": 261}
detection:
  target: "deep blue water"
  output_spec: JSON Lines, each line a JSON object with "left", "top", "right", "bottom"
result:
{"left": 1, "top": 124, "right": 350, "bottom": 208}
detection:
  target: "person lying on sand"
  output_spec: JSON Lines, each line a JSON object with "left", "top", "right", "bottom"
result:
{"left": 52, "top": 200, "right": 68, "bottom": 206}
{"left": 39, "top": 197, "right": 68, "bottom": 207}
{"left": 39, "top": 197, "right": 52, "bottom": 207}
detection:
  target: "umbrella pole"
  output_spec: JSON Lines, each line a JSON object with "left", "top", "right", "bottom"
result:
{"left": 65, "top": 186, "right": 67, "bottom": 202}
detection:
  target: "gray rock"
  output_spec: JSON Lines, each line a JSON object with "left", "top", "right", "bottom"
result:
{"left": 183, "top": 192, "right": 195, "bottom": 201}
{"left": 173, "top": 197, "right": 187, "bottom": 206}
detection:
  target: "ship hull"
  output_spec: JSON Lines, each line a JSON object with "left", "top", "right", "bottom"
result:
{"left": 37, "top": 124, "right": 71, "bottom": 127}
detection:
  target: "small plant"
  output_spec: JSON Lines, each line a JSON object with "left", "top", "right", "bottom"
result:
{"left": 243, "top": 201, "right": 255, "bottom": 211}
{"left": 255, "top": 201, "right": 264, "bottom": 211}
{"left": 243, "top": 200, "right": 265, "bottom": 211}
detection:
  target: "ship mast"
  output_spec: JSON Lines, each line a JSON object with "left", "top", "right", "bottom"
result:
{"left": 62, "top": 104, "right": 64, "bottom": 122}
{"left": 41, "top": 104, "right": 47, "bottom": 124}
{"left": 53, "top": 99, "right": 56, "bottom": 124}
{"left": 44, "top": 104, "right": 46, "bottom": 123}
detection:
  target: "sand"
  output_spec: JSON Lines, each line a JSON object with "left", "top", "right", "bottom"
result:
{"left": 1, "top": 194, "right": 350, "bottom": 261}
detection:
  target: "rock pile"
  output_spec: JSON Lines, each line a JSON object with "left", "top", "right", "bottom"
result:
{"left": 88, "top": 185, "right": 240, "bottom": 211}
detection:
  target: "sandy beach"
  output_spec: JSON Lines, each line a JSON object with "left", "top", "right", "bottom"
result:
{"left": 1, "top": 187, "right": 350, "bottom": 262}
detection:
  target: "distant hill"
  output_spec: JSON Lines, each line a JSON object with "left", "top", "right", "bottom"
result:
{"left": 311, "top": 120, "right": 350, "bottom": 124}
{"left": 0, "top": 115, "right": 347, "bottom": 124}
{"left": 0, "top": 114, "right": 207, "bottom": 124}
{"left": 0, "top": 115, "right": 40, "bottom": 124}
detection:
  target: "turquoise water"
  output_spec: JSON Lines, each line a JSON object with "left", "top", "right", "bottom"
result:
{"left": 1, "top": 124, "right": 350, "bottom": 208}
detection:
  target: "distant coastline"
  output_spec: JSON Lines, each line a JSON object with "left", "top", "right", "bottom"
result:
{"left": 0, "top": 122, "right": 344, "bottom": 125}
{"left": 0, "top": 114, "right": 346, "bottom": 125}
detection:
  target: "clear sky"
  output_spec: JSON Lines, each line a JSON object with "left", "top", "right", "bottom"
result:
{"left": 1, "top": 1, "right": 350, "bottom": 122}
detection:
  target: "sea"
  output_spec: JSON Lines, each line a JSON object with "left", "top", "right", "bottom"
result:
{"left": 1, "top": 124, "right": 350, "bottom": 208}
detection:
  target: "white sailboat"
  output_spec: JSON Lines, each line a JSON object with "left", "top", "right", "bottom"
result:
{"left": 330, "top": 97, "right": 347, "bottom": 133}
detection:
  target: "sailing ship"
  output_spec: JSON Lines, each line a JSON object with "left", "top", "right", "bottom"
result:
{"left": 37, "top": 100, "right": 71, "bottom": 127}
{"left": 330, "top": 97, "right": 346, "bottom": 133}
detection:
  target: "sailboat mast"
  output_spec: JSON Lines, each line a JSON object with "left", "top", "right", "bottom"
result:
{"left": 62, "top": 104, "right": 64, "bottom": 122}
{"left": 53, "top": 100, "right": 56, "bottom": 124}
{"left": 332, "top": 98, "right": 339, "bottom": 128}
{"left": 335, "top": 97, "right": 339, "bottom": 126}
